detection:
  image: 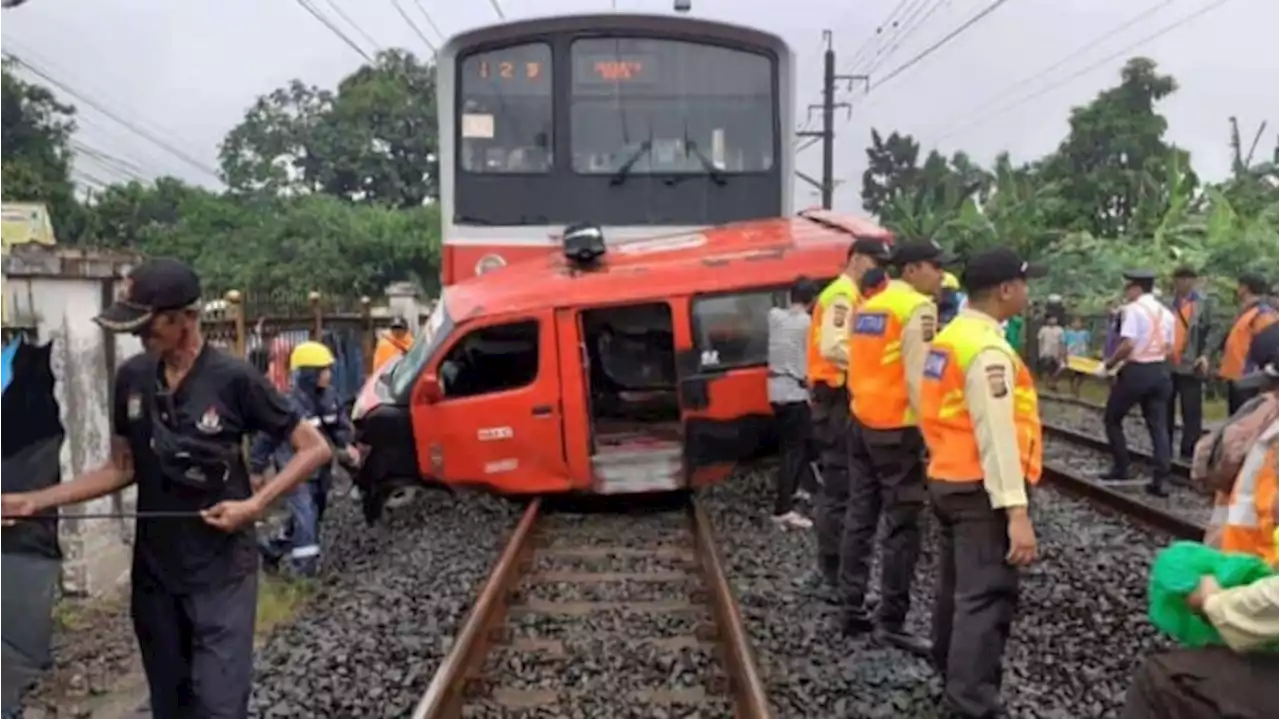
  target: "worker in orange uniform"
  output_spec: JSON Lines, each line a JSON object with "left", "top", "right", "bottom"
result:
{"left": 1205, "top": 273, "right": 1277, "bottom": 414}
{"left": 802, "top": 238, "right": 892, "bottom": 602}
{"left": 372, "top": 316, "right": 413, "bottom": 373}
{"left": 840, "top": 239, "right": 954, "bottom": 655}
{"left": 918, "top": 247, "right": 1047, "bottom": 718}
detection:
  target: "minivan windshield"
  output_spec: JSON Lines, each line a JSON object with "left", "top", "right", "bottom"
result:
{"left": 388, "top": 299, "right": 453, "bottom": 402}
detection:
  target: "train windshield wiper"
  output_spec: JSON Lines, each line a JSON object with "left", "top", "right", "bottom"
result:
{"left": 609, "top": 140, "right": 653, "bottom": 186}
{"left": 685, "top": 141, "right": 728, "bottom": 186}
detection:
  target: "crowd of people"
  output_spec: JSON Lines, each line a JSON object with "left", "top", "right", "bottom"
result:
{"left": 765, "top": 241, "right": 1278, "bottom": 718}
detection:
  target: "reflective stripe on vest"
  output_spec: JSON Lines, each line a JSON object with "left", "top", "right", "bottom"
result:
{"left": 1128, "top": 301, "right": 1170, "bottom": 363}
{"left": 1220, "top": 419, "right": 1280, "bottom": 566}
{"left": 808, "top": 275, "right": 858, "bottom": 388}
{"left": 920, "top": 313, "right": 1044, "bottom": 484}
{"left": 1221, "top": 305, "right": 1279, "bottom": 380}
{"left": 847, "top": 280, "right": 933, "bottom": 429}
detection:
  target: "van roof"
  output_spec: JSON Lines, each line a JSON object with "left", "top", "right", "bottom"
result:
{"left": 445, "top": 213, "right": 893, "bottom": 320}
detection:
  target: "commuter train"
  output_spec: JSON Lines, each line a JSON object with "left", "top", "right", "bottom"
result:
{"left": 350, "top": 13, "right": 894, "bottom": 520}
{"left": 436, "top": 12, "right": 797, "bottom": 286}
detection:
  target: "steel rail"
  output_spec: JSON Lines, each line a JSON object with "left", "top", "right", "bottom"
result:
{"left": 412, "top": 497, "right": 542, "bottom": 719}
{"left": 1039, "top": 392, "right": 1213, "bottom": 438}
{"left": 1041, "top": 463, "right": 1205, "bottom": 541}
{"left": 689, "top": 498, "right": 773, "bottom": 719}
{"left": 1041, "top": 422, "right": 1192, "bottom": 479}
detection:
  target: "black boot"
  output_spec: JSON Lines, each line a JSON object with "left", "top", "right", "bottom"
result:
{"left": 841, "top": 606, "right": 874, "bottom": 636}
{"left": 874, "top": 625, "right": 932, "bottom": 657}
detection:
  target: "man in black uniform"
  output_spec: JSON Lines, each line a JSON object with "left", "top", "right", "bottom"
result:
{"left": 1, "top": 258, "right": 332, "bottom": 718}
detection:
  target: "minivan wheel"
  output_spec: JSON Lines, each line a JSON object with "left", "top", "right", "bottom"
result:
{"left": 383, "top": 485, "right": 423, "bottom": 510}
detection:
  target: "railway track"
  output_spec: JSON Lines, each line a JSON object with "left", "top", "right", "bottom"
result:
{"left": 1041, "top": 421, "right": 1193, "bottom": 479}
{"left": 412, "top": 493, "right": 770, "bottom": 719}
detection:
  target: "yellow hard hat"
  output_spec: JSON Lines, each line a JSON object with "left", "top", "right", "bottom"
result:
{"left": 942, "top": 272, "right": 960, "bottom": 290}
{"left": 290, "top": 341, "right": 335, "bottom": 370}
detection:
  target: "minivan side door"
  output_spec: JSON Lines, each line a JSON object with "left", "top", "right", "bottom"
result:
{"left": 412, "top": 310, "right": 570, "bottom": 494}
{"left": 675, "top": 288, "right": 786, "bottom": 479}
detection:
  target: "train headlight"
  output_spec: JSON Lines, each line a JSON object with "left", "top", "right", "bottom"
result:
{"left": 475, "top": 253, "right": 507, "bottom": 276}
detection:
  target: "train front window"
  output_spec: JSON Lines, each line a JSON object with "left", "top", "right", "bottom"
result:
{"left": 458, "top": 43, "right": 553, "bottom": 174}
{"left": 570, "top": 38, "right": 775, "bottom": 176}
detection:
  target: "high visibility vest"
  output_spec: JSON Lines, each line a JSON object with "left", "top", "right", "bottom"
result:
{"left": 1171, "top": 294, "right": 1200, "bottom": 362}
{"left": 1220, "top": 304, "right": 1278, "bottom": 380}
{"left": 373, "top": 334, "right": 413, "bottom": 373}
{"left": 1212, "top": 420, "right": 1279, "bottom": 566}
{"left": 847, "top": 280, "right": 933, "bottom": 429}
{"left": 919, "top": 313, "right": 1043, "bottom": 484}
{"left": 808, "top": 275, "right": 859, "bottom": 389}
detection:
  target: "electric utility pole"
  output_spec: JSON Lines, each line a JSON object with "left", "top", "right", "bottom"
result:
{"left": 796, "top": 31, "right": 868, "bottom": 209}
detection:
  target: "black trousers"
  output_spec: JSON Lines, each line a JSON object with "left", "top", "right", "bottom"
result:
{"left": 1227, "top": 382, "right": 1259, "bottom": 417}
{"left": 771, "top": 401, "right": 815, "bottom": 516}
{"left": 1105, "top": 362, "right": 1173, "bottom": 483}
{"left": 838, "top": 419, "right": 926, "bottom": 627}
{"left": 1168, "top": 372, "right": 1204, "bottom": 459}
{"left": 930, "top": 485, "right": 1018, "bottom": 719}
{"left": 1121, "top": 646, "right": 1279, "bottom": 719}
{"left": 811, "top": 383, "right": 851, "bottom": 585}
{"left": 131, "top": 570, "right": 258, "bottom": 719}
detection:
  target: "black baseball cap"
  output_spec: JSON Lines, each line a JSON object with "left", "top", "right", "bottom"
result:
{"left": 389, "top": 316, "right": 410, "bottom": 331}
{"left": 888, "top": 239, "right": 958, "bottom": 267}
{"left": 960, "top": 247, "right": 1047, "bottom": 293}
{"left": 94, "top": 258, "right": 202, "bottom": 333}
{"left": 1123, "top": 269, "right": 1157, "bottom": 283}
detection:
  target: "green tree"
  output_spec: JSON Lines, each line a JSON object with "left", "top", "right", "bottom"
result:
{"left": 1, "top": 60, "right": 82, "bottom": 240}
{"left": 219, "top": 49, "right": 438, "bottom": 208}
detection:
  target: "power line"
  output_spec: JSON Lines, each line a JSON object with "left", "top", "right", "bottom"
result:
{"left": 930, "top": 0, "right": 1174, "bottom": 139}
{"left": 868, "top": 0, "right": 1014, "bottom": 92}
{"left": 863, "top": 0, "right": 948, "bottom": 76}
{"left": 410, "top": 0, "right": 447, "bottom": 42}
{"left": 934, "top": 0, "right": 1237, "bottom": 142}
{"left": 319, "top": 0, "right": 383, "bottom": 54}
{"left": 71, "top": 139, "right": 150, "bottom": 182}
{"left": 391, "top": 0, "right": 437, "bottom": 54}
{"left": 487, "top": 0, "right": 505, "bottom": 20}
{"left": 2, "top": 52, "right": 222, "bottom": 180}
{"left": 293, "top": 0, "right": 373, "bottom": 62}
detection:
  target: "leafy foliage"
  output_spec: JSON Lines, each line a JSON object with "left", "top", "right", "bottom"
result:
{"left": 865, "top": 57, "right": 1279, "bottom": 311}
{"left": 2, "top": 52, "right": 441, "bottom": 299}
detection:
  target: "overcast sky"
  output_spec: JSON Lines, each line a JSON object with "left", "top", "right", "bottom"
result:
{"left": 2, "top": 0, "right": 1276, "bottom": 213}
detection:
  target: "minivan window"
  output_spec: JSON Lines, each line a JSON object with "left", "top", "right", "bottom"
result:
{"left": 439, "top": 320, "right": 540, "bottom": 398}
{"left": 691, "top": 290, "right": 786, "bottom": 369}
{"left": 389, "top": 300, "right": 453, "bottom": 402}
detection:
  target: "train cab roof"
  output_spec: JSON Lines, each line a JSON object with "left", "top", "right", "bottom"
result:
{"left": 442, "top": 212, "right": 893, "bottom": 321}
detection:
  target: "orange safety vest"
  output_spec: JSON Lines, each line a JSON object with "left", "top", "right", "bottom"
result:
{"left": 920, "top": 312, "right": 1043, "bottom": 484}
{"left": 1211, "top": 421, "right": 1279, "bottom": 566}
{"left": 1220, "top": 304, "right": 1279, "bottom": 380}
{"left": 373, "top": 334, "right": 413, "bottom": 372}
{"left": 808, "top": 275, "right": 859, "bottom": 389}
{"left": 847, "top": 280, "right": 933, "bottom": 429}
{"left": 1171, "top": 294, "right": 1199, "bottom": 362}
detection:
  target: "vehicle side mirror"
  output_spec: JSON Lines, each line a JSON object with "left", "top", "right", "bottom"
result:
{"left": 420, "top": 373, "right": 443, "bottom": 405}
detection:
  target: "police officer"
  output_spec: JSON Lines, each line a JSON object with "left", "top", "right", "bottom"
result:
{"left": 252, "top": 341, "right": 359, "bottom": 577}
{"left": 0, "top": 258, "right": 332, "bottom": 718}
{"left": 802, "top": 237, "right": 891, "bottom": 601}
{"left": 1097, "top": 269, "right": 1176, "bottom": 496}
{"left": 840, "top": 239, "right": 953, "bottom": 655}
{"left": 919, "top": 247, "right": 1046, "bottom": 719}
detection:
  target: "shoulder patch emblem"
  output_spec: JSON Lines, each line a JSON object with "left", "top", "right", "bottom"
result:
{"left": 984, "top": 364, "right": 1009, "bottom": 399}
{"left": 831, "top": 304, "right": 849, "bottom": 329}
{"left": 126, "top": 393, "right": 142, "bottom": 421}
{"left": 196, "top": 406, "right": 222, "bottom": 435}
{"left": 923, "top": 350, "right": 948, "bottom": 380}
{"left": 853, "top": 312, "right": 887, "bottom": 336}
{"left": 921, "top": 313, "right": 937, "bottom": 342}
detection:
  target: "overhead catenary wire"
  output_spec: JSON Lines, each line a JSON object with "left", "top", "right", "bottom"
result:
{"left": 868, "top": 0, "right": 1014, "bottom": 92}
{"left": 409, "top": 0, "right": 448, "bottom": 42}
{"left": 862, "top": 0, "right": 949, "bottom": 76}
{"left": 930, "top": 0, "right": 1175, "bottom": 139}
{"left": 319, "top": 0, "right": 383, "bottom": 54}
{"left": 934, "top": 0, "right": 1238, "bottom": 142}
{"left": 391, "top": 0, "right": 437, "bottom": 54}
{"left": 1, "top": 51, "right": 223, "bottom": 181}
{"left": 487, "top": 0, "right": 505, "bottom": 20}
{"left": 293, "top": 0, "right": 374, "bottom": 62}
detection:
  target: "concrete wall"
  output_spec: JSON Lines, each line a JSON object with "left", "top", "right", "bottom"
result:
{"left": 3, "top": 246, "right": 143, "bottom": 597}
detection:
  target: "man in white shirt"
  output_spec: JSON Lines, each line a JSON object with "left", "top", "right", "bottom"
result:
{"left": 1098, "top": 269, "right": 1176, "bottom": 496}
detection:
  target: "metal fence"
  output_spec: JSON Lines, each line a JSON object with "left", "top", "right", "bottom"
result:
{"left": 201, "top": 290, "right": 406, "bottom": 405}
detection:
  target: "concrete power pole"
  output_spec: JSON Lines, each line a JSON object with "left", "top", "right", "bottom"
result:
{"left": 796, "top": 31, "right": 868, "bottom": 210}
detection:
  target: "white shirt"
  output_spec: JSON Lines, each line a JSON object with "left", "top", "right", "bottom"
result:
{"left": 1120, "top": 293, "right": 1175, "bottom": 363}
{"left": 766, "top": 306, "right": 811, "bottom": 404}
